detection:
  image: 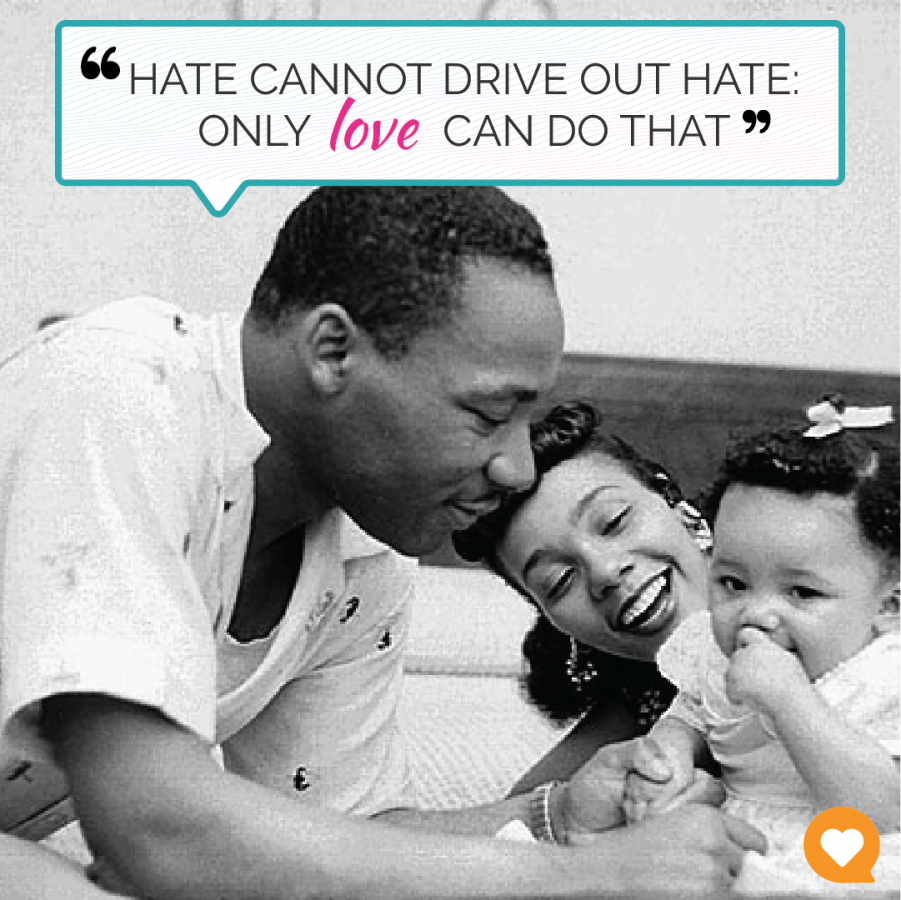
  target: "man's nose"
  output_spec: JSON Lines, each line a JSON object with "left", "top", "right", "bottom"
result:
{"left": 485, "top": 425, "right": 535, "bottom": 492}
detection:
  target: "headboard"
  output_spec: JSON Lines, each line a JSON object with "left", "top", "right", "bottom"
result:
{"left": 426, "top": 354, "right": 899, "bottom": 566}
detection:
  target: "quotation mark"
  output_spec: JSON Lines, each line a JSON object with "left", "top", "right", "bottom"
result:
{"left": 81, "top": 47, "right": 120, "bottom": 80}
{"left": 742, "top": 109, "right": 771, "bottom": 134}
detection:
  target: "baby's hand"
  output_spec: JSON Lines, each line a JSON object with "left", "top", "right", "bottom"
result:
{"left": 726, "top": 627, "right": 810, "bottom": 715}
{"left": 622, "top": 737, "right": 695, "bottom": 824}
{"left": 625, "top": 767, "right": 726, "bottom": 823}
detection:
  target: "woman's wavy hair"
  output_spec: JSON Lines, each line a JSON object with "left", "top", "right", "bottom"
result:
{"left": 453, "top": 401, "right": 685, "bottom": 724}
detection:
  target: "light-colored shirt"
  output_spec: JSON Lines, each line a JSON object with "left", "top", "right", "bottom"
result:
{"left": 0, "top": 297, "right": 416, "bottom": 838}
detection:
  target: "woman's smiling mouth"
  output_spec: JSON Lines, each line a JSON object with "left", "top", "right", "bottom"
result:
{"left": 616, "top": 570, "right": 677, "bottom": 634}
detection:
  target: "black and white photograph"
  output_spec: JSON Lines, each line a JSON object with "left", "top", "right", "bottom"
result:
{"left": 1, "top": 1, "right": 898, "bottom": 897}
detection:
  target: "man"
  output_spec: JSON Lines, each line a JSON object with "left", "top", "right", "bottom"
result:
{"left": 0, "top": 187, "right": 762, "bottom": 898}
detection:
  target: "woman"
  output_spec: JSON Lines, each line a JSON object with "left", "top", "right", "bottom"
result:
{"left": 453, "top": 400, "right": 714, "bottom": 790}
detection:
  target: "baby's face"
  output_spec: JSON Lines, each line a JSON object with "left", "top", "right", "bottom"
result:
{"left": 708, "top": 484, "right": 895, "bottom": 681}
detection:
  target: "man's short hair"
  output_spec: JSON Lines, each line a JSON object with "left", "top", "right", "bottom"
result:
{"left": 250, "top": 186, "right": 554, "bottom": 358}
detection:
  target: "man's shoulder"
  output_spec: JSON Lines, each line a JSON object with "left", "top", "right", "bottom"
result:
{"left": 74, "top": 297, "right": 214, "bottom": 363}
{"left": 3, "top": 298, "right": 215, "bottom": 382}
{"left": 0, "top": 298, "right": 236, "bottom": 467}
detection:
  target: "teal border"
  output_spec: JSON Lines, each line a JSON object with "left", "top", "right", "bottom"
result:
{"left": 56, "top": 20, "right": 846, "bottom": 217}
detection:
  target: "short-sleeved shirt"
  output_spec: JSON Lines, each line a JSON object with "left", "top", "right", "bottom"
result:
{"left": 0, "top": 297, "right": 416, "bottom": 836}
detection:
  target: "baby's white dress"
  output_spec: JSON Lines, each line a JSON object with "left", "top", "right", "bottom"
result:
{"left": 656, "top": 611, "right": 900, "bottom": 895}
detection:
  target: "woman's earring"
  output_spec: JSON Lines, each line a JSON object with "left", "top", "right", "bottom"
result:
{"left": 675, "top": 501, "right": 713, "bottom": 552}
{"left": 566, "top": 637, "right": 598, "bottom": 692}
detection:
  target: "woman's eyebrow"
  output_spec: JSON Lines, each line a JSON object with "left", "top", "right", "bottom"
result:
{"left": 571, "top": 485, "right": 613, "bottom": 525}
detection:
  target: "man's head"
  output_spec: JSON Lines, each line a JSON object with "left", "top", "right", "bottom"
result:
{"left": 250, "top": 186, "right": 555, "bottom": 358}
{"left": 245, "top": 187, "right": 564, "bottom": 556}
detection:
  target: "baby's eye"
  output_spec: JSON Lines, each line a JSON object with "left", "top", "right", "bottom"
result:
{"left": 791, "top": 586, "right": 822, "bottom": 601}
{"left": 716, "top": 575, "right": 746, "bottom": 593}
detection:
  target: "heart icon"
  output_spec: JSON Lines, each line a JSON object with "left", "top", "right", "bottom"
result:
{"left": 820, "top": 828, "right": 864, "bottom": 867}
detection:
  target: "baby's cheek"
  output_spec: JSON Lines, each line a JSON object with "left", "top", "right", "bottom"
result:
{"left": 709, "top": 607, "right": 735, "bottom": 656}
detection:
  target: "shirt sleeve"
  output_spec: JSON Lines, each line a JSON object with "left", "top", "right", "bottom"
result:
{"left": 1, "top": 337, "right": 220, "bottom": 763}
{"left": 658, "top": 689, "right": 710, "bottom": 734}
{"left": 817, "top": 634, "right": 901, "bottom": 759}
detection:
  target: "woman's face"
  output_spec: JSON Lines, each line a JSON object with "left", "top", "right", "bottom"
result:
{"left": 495, "top": 453, "right": 710, "bottom": 662}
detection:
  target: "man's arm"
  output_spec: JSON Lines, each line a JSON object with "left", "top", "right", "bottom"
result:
{"left": 0, "top": 833, "right": 131, "bottom": 900}
{"left": 48, "top": 693, "right": 763, "bottom": 900}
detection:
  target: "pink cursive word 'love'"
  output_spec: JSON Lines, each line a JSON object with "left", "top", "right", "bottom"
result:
{"left": 329, "top": 97, "right": 420, "bottom": 151}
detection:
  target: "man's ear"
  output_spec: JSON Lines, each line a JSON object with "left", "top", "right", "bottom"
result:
{"left": 874, "top": 575, "right": 900, "bottom": 636}
{"left": 300, "top": 304, "right": 360, "bottom": 397}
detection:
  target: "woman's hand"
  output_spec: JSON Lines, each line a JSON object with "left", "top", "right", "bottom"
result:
{"left": 555, "top": 736, "right": 665, "bottom": 839}
{"left": 726, "top": 627, "right": 811, "bottom": 716}
{"left": 554, "top": 728, "right": 722, "bottom": 841}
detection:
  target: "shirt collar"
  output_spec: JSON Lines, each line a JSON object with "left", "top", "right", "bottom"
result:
{"left": 214, "top": 311, "right": 270, "bottom": 485}
{"left": 339, "top": 511, "right": 393, "bottom": 561}
{"left": 307, "top": 510, "right": 394, "bottom": 610}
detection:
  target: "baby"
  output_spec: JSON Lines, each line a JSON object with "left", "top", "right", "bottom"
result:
{"left": 624, "top": 397, "right": 899, "bottom": 893}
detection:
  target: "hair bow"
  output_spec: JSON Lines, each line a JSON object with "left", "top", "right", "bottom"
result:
{"left": 803, "top": 400, "right": 894, "bottom": 439}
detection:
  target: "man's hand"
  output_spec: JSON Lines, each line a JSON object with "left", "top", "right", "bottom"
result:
{"left": 556, "top": 732, "right": 723, "bottom": 839}
{"left": 592, "top": 805, "right": 767, "bottom": 896}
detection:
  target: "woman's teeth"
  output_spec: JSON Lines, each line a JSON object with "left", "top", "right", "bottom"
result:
{"left": 620, "top": 573, "right": 668, "bottom": 628}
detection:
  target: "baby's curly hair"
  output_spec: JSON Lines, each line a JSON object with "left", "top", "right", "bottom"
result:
{"left": 703, "top": 395, "right": 898, "bottom": 564}
{"left": 454, "top": 401, "right": 682, "bottom": 725}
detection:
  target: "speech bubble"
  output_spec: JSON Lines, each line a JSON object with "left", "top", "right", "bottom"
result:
{"left": 804, "top": 807, "right": 881, "bottom": 883}
{"left": 57, "top": 21, "right": 844, "bottom": 215}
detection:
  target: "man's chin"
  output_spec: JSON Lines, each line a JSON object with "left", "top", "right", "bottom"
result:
{"left": 344, "top": 505, "right": 451, "bottom": 558}
{"left": 391, "top": 530, "right": 447, "bottom": 559}
{"left": 358, "top": 519, "right": 447, "bottom": 559}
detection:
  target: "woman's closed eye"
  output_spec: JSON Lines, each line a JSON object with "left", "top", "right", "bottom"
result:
{"left": 598, "top": 507, "right": 630, "bottom": 536}
{"left": 543, "top": 566, "right": 576, "bottom": 603}
{"left": 466, "top": 406, "right": 512, "bottom": 433}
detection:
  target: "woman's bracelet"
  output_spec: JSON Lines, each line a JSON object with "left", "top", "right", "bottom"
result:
{"left": 528, "top": 780, "right": 564, "bottom": 844}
